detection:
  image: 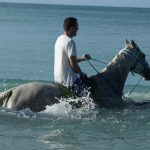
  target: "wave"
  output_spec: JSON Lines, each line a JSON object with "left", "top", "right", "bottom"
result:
{"left": 123, "top": 85, "right": 150, "bottom": 102}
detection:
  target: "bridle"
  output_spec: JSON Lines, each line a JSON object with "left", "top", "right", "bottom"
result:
{"left": 120, "top": 48, "right": 149, "bottom": 76}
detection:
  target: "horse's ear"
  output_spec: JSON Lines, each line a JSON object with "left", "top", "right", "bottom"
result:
{"left": 125, "top": 39, "right": 130, "bottom": 47}
{"left": 131, "top": 39, "right": 137, "bottom": 48}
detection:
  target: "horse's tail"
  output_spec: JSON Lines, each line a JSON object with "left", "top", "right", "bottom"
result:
{"left": 0, "top": 90, "right": 12, "bottom": 107}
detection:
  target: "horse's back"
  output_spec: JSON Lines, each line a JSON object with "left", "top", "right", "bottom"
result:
{"left": 1, "top": 82, "right": 62, "bottom": 112}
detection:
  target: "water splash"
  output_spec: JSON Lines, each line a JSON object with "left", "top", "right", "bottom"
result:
{"left": 124, "top": 91, "right": 150, "bottom": 103}
{"left": 0, "top": 95, "right": 98, "bottom": 120}
{"left": 40, "top": 96, "right": 98, "bottom": 120}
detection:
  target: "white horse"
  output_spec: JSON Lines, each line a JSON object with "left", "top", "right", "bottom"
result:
{"left": 0, "top": 39, "right": 150, "bottom": 112}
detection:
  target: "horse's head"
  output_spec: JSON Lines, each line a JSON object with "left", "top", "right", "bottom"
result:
{"left": 122, "top": 39, "right": 150, "bottom": 80}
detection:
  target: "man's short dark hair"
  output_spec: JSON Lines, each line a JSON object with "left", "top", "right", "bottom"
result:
{"left": 63, "top": 17, "right": 77, "bottom": 31}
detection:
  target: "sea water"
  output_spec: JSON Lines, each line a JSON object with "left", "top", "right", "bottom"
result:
{"left": 0, "top": 2, "right": 150, "bottom": 150}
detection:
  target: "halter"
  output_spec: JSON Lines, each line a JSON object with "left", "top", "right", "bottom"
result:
{"left": 120, "top": 48, "right": 148, "bottom": 75}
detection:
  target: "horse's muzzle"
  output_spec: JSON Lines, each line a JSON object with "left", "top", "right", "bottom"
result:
{"left": 143, "top": 68, "right": 150, "bottom": 80}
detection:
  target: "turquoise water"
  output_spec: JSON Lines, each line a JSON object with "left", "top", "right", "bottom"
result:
{"left": 0, "top": 2, "right": 150, "bottom": 150}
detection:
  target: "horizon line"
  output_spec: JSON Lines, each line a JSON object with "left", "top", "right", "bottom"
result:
{"left": 0, "top": 1, "right": 150, "bottom": 9}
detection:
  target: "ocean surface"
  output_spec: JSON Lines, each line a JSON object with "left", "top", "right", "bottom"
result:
{"left": 0, "top": 2, "right": 150, "bottom": 150}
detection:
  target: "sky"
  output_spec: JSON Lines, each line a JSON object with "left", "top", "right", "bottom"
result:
{"left": 0, "top": 0, "right": 150, "bottom": 8}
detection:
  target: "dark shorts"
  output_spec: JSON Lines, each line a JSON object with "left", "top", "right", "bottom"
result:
{"left": 70, "top": 78, "right": 91, "bottom": 97}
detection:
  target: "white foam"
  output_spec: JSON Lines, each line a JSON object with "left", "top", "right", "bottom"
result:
{"left": 0, "top": 95, "right": 98, "bottom": 120}
{"left": 40, "top": 96, "right": 98, "bottom": 120}
{"left": 124, "top": 91, "right": 150, "bottom": 103}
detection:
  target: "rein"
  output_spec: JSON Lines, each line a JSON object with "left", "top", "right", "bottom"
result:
{"left": 90, "top": 58, "right": 107, "bottom": 65}
{"left": 87, "top": 59, "right": 123, "bottom": 96}
{"left": 87, "top": 59, "right": 100, "bottom": 74}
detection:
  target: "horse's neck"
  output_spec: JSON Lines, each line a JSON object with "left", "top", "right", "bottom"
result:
{"left": 99, "top": 53, "right": 130, "bottom": 95}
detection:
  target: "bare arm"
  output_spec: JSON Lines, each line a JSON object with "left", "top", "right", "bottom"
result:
{"left": 69, "top": 56, "right": 85, "bottom": 76}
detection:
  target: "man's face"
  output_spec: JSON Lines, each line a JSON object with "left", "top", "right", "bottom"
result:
{"left": 70, "top": 22, "right": 79, "bottom": 37}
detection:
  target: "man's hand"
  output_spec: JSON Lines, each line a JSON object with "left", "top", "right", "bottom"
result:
{"left": 84, "top": 54, "right": 91, "bottom": 60}
{"left": 81, "top": 54, "right": 91, "bottom": 60}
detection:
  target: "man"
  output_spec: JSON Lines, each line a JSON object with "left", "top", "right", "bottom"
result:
{"left": 54, "top": 17, "right": 91, "bottom": 97}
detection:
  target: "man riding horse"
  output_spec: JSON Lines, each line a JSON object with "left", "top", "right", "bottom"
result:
{"left": 54, "top": 17, "right": 91, "bottom": 97}
{"left": 0, "top": 17, "right": 150, "bottom": 112}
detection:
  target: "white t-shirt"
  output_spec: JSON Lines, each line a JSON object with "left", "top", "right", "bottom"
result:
{"left": 54, "top": 35, "right": 78, "bottom": 87}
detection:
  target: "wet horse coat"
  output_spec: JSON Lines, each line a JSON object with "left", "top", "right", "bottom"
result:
{"left": 0, "top": 40, "right": 150, "bottom": 112}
